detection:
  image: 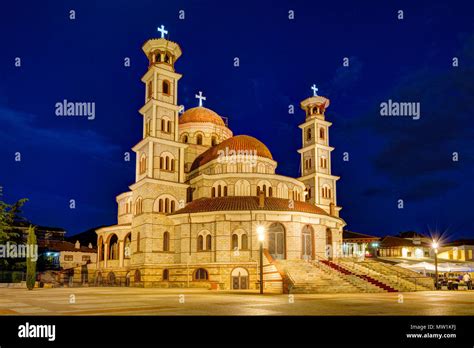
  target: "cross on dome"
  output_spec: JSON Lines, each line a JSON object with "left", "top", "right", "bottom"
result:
{"left": 311, "top": 84, "right": 319, "bottom": 97}
{"left": 157, "top": 25, "right": 168, "bottom": 39}
{"left": 195, "top": 91, "right": 206, "bottom": 107}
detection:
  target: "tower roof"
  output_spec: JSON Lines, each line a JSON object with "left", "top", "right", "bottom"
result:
{"left": 142, "top": 38, "right": 182, "bottom": 60}
{"left": 190, "top": 135, "right": 273, "bottom": 171}
{"left": 300, "top": 95, "right": 330, "bottom": 110}
{"left": 179, "top": 107, "right": 226, "bottom": 126}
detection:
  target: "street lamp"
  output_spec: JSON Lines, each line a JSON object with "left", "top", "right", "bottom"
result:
{"left": 257, "top": 225, "right": 265, "bottom": 294}
{"left": 432, "top": 240, "right": 439, "bottom": 290}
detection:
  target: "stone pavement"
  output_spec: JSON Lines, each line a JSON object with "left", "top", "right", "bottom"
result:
{"left": 1, "top": 288, "right": 474, "bottom": 315}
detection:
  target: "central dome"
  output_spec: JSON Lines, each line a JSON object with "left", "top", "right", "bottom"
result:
{"left": 190, "top": 135, "right": 273, "bottom": 171}
{"left": 179, "top": 107, "right": 225, "bottom": 127}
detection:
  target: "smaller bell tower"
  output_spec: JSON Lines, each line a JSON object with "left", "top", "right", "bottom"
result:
{"left": 297, "top": 85, "right": 342, "bottom": 217}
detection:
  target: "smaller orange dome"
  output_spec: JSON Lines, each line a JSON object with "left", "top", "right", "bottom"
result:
{"left": 190, "top": 135, "right": 273, "bottom": 171}
{"left": 179, "top": 107, "right": 225, "bottom": 127}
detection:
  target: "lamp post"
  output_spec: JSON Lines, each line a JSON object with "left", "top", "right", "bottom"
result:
{"left": 257, "top": 225, "right": 265, "bottom": 294}
{"left": 432, "top": 240, "right": 439, "bottom": 290}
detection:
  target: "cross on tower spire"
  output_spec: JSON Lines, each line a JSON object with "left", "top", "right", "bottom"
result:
{"left": 311, "top": 84, "right": 319, "bottom": 97}
{"left": 195, "top": 91, "right": 206, "bottom": 107}
{"left": 157, "top": 25, "right": 168, "bottom": 39}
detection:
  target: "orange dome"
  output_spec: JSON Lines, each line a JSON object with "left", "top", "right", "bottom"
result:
{"left": 179, "top": 107, "right": 225, "bottom": 127}
{"left": 190, "top": 135, "right": 273, "bottom": 171}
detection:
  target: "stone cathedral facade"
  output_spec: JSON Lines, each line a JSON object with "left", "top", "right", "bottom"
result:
{"left": 95, "top": 35, "right": 346, "bottom": 291}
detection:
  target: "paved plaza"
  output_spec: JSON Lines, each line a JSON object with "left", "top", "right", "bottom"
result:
{"left": 1, "top": 288, "right": 474, "bottom": 316}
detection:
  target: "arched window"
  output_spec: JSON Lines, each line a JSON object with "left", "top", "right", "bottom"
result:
{"left": 182, "top": 134, "right": 189, "bottom": 143}
{"left": 163, "top": 231, "right": 170, "bottom": 251}
{"left": 320, "top": 157, "right": 327, "bottom": 169}
{"left": 306, "top": 128, "right": 312, "bottom": 141}
{"left": 241, "top": 234, "right": 248, "bottom": 250}
{"left": 319, "top": 127, "right": 325, "bottom": 139}
{"left": 232, "top": 234, "right": 239, "bottom": 250}
{"left": 135, "top": 197, "right": 143, "bottom": 215}
{"left": 164, "top": 53, "right": 171, "bottom": 64}
{"left": 161, "top": 119, "right": 166, "bottom": 131}
{"left": 170, "top": 200, "right": 175, "bottom": 213}
{"left": 197, "top": 235, "right": 204, "bottom": 251}
{"left": 136, "top": 232, "right": 140, "bottom": 252}
{"left": 155, "top": 51, "right": 162, "bottom": 63}
{"left": 268, "top": 187, "right": 273, "bottom": 197}
{"left": 158, "top": 199, "right": 163, "bottom": 212}
{"left": 196, "top": 134, "right": 203, "bottom": 145}
{"left": 164, "top": 198, "right": 169, "bottom": 213}
{"left": 162, "top": 80, "right": 170, "bottom": 95}
{"left": 108, "top": 234, "right": 118, "bottom": 260}
{"left": 147, "top": 81, "right": 153, "bottom": 100}
{"left": 211, "top": 136, "right": 217, "bottom": 146}
{"left": 194, "top": 268, "right": 208, "bottom": 281}
{"left": 206, "top": 235, "right": 212, "bottom": 250}
{"left": 235, "top": 180, "right": 251, "bottom": 196}
{"left": 211, "top": 187, "right": 216, "bottom": 198}
{"left": 170, "top": 158, "right": 175, "bottom": 172}
{"left": 163, "top": 269, "right": 169, "bottom": 281}
{"left": 139, "top": 154, "right": 147, "bottom": 174}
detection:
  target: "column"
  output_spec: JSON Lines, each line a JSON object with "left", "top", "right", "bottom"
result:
{"left": 104, "top": 243, "right": 109, "bottom": 268}
{"left": 119, "top": 241, "right": 124, "bottom": 267}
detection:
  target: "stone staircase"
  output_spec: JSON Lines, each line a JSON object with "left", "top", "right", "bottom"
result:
{"left": 320, "top": 259, "right": 398, "bottom": 292}
{"left": 314, "top": 259, "right": 385, "bottom": 293}
{"left": 275, "top": 259, "right": 361, "bottom": 293}
{"left": 359, "top": 259, "right": 434, "bottom": 290}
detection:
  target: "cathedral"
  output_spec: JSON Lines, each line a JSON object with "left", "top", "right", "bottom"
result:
{"left": 95, "top": 33, "right": 346, "bottom": 292}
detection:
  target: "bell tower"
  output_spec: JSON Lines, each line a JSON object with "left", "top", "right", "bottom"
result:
{"left": 297, "top": 86, "right": 341, "bottom": 217}
{"left": 132, "top": 26, "right": 187, "bottom": 185}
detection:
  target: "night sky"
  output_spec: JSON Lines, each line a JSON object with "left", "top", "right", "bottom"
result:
{"left": 1, "top": 1, "right": 473, "bottom": 240}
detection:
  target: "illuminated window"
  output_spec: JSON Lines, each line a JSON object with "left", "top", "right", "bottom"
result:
{"left": 163, "top": 232, "right": 170, "bottom": 251}
{"left": 194, "top": 268, "right": 208, "bottom": 281}
{"left": 319, "top": 127, "right": 325, "bottom": 139}
{"left": 162, "top": 80, "right": 170, "bottom": 95}
{"left": 196, "top": 134, "right": 203, "bottom": 145}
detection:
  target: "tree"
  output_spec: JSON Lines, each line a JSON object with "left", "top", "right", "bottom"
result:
{"left": 0, "top": 197, "right": 28, "bottom": 271}
{"left": 26, "top": 225, "right": 37, "bottom": 290}
{"left": 0, "top": 198, "right": 28, "bottom": 242}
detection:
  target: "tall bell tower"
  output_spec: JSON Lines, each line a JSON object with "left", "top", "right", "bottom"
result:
{"left": 297, "top": 86, "right": 342, "bottom": 217}
{"left": 132, "top": 27, "right": 187, "bottom": 186}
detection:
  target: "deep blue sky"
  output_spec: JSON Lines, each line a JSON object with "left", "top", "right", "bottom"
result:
{"left": 1, "top": 1, "right": 473, "bottom": 240}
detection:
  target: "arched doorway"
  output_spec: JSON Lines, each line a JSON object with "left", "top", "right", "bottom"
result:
{"left": 302, "top": 225, "right": 314, "bottom": 261}
{"left": 125, "top": 272, "right": 131, "bottom": 287}
{"left": 107, "top": 272, "right": 116, "bottom": 286}
{"left": 95, "top": 272, "right": 102, "bottom": 286}
{"left": 231, "top": 267, "right": 249, "bottom": 290}
{"left": 268, "top": 223, "right": 285, "bottom": 260}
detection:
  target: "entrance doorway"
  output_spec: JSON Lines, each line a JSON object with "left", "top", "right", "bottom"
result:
{"left": 231, "top": 267, "right": 249, "bottom": 289}
{"left": 268, "top": 223, "right": 285, "bottom": 259}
